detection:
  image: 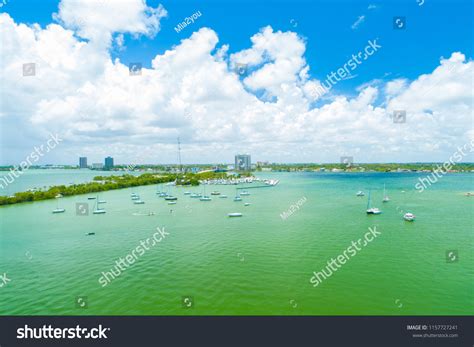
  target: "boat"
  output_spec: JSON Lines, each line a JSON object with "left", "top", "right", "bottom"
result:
{"left": 87, "top": 197, "right": 96, "bottom": 200}
{"left": 219, "top": 195, "right": 228, "bottom": 198}
{"left": 134, "top": 200, "right": 145, "bottom": 204}
{"left": 168, "top": 201, "right": 177, "bottom": 205}
{"left": 52, "top": 195, "right": 65, "bottom": 213}
{"left": 366, "top": 191, "right": 381, "bottom": 215}
{"left": 465, "top": 192, "right": 473, "bottom": 197}
{"left": 244, "top": 202, "right": 251, "bottom": 206}
{"left": 382, "top": 184, "right": 390, "bottom": 202}
{"left": 228, "top": 212, "right": 243, "bottom": 217}
{"left": 184, "top": 192, "right": 191, "bottom": 195}
{"left": 211, "top": 191, "right": 220, "bottom": 195}
{"left": 86, "top": 232, "right": 95, "bottom": 236}
{"left": 403, "top": 212, "right": 415, "bottom": 221}
{"left": 190, "top": 193, "right": 201, "bottom": 198}
{"left": 93, "top": 195, "right": 106, "bottom": 214}
{"left": 356, "top": 191, "right": 365, "bottom": 197}
{"left": 131, "top": 195, "right": 140, "bottom": 200}
{"left": 234, "top": 188, "right": 242, "bottom": 201}
{"left": 240, "top": 191, "right": 250, "bottom": 196}
{"left": 164, "top": 196, "right": 178, "bottom": 201}
{"left": 199, "top": 185, "right": 211, "bottom": 201}
{"left": 158, "top": 192, "right": 168, "bottom": 197}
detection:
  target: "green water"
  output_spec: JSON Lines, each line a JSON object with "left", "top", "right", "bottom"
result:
{"left": 0, "top": 171, "right": 472, "bottom": 315}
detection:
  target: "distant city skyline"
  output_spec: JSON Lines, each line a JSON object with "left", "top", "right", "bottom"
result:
{"left": 1, "top": 0, "right": 472, "bottom": 165}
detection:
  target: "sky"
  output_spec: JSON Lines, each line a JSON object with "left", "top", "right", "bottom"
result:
{"left": 0, "top": 0, "right": 472, "bottom": 165}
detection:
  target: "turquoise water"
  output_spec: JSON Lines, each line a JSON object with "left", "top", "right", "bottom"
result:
{"left": 0, "top": 171, "right": 472, "bottom": 315}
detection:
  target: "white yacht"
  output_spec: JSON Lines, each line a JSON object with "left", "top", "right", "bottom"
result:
{"left": 403, "top": 213, "right": 415, "bottom": 221}
{"left": 228, "top": 212, "right": 243, "bottom": 217}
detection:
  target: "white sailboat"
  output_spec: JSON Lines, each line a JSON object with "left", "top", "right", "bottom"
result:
{"left": 200, "top": 185, "right": 211, "bottom": 201}
{"left": 93, "top": 195, "right": 106, "bottom": 214}
{"left": 382, "top": 184, "right": 390, "bottom": 202}
{"left": 366, "top": 191, "right": 381, "bottom": 215}
{"left": 52, "top": 195, "right": 65, "bottom": 213}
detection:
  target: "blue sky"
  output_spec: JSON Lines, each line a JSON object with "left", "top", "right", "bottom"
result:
{"left": 1, "top": 0, "right": 473, "bottom": 164}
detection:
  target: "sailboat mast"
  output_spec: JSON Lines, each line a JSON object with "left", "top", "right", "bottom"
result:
{"left": 367, "top": 191, "right": 371, "bottom": 209}
{"left": 177, "top": 137, "right": 182, "bottom": 173}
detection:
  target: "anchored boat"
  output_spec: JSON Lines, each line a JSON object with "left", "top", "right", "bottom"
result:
{"left": 228, "top": 212, "right": 243, "bottom": 217}
{"left": 403, "top": 212, "right": 415, "bottom": 221}
{"left": 366, "top": 191, "right": 381, "bottom": 215}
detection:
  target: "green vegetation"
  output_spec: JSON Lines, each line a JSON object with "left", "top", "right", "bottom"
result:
{"left": 257, "top": 163, "right": 474, "bottom": 172}
{"left": 0, "top": 171, "right": 244, "bottom": 206}
{"left": 0, "top": 173, "right": 175, "bottom": 206}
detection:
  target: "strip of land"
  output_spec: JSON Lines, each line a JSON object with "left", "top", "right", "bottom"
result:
{"left": 0, "top": 171, "right": 239, "bottom": 206}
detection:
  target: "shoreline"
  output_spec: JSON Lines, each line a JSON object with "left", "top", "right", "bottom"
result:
{"left": 0, "top": 171, "right": 250, "bottom": 206}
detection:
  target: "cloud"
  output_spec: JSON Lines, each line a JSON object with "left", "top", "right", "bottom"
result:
{"left": 53, "top": 0, "right": 167, "bottom": 46}
{"left": 0, "top": 4, "right": 472, "bottom": 165}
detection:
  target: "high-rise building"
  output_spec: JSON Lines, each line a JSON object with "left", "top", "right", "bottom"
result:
{"left": 104, "top": 156, "right": 114, "bottom": 170}
{"left": 235, "top": 154, "right": 251, "bottom": 171}
{"left": 92, "top": 163, "right": 104, "bottom": 170}
{"left": 79, "top": 157, "right": 88, "bottom": 169}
